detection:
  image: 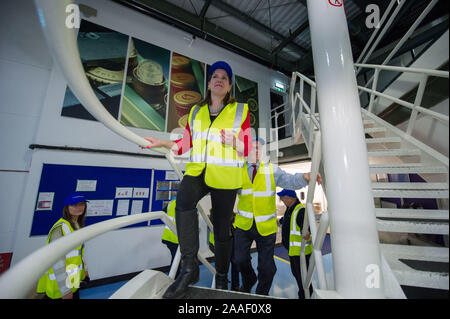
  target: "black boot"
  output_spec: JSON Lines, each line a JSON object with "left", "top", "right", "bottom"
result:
{"left": 240, "top": 270, "right": 257, "bottom": 293}
{"left": 215, "top": 272, "right": 228, "bottom": 290}
{"left": 213, "top": 239, "right": 232, "bottom": 291}
{"left": 163, "top": 209, "right": 199, "bottom": 299}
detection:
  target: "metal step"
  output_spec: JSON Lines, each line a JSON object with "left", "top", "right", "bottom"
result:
{"left": 380, "top": 244, "right": 449, "bottom": 263}
{"left": 365, "top": 137, "right": 401, "bottom": 144}
{"left": 369, "top": 163, "right": 448, "bottom": 174}
{"left": 364, "top": 127, "right": 387, "bottom": 133}
{"left": 373, "top": 189, "right": 449, "bottom": 198}
{"left": 376, "top": 219, "right": 449, "bottom": 235}
{"left": 372, "top": 182, "right": 449, "bottom": 198}
{"left": 363, "top": 119, "right": 375, "bottom": 125}
{"left": 372, "top": 182, "right": 449, "bottom": 190}
{"left": 375, "top": 208, "right": 449, "bottom": 220}
{"left": 383, "top": 254, "right": 449, "bottom": 290}
{"left": 367, "top": 149, "right": 421, "bottom": 157}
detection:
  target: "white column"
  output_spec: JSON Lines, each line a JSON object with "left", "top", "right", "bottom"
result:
{"left": 306, "top": 0, "right": 384, "bottom": 298}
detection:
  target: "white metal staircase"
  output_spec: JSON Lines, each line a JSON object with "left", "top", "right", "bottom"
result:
{"left": 362, "top": 107, "right": 449, "bottom": 291}
{"left": 280, "top": 61, "right": 449, "bottom": 297}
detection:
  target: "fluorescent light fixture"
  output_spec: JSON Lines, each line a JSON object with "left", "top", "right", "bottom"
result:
{"left": 275, "top": 81, "right": 285, "bottom": 90}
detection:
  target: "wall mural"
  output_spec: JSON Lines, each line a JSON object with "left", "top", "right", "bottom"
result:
{"left": 60, "top": 19, "right": 259, "bottom": 135}
{"left": 119, "top": 38, "right": 170, "bottom": 131}
{"left": 166, "top": 53, "right": 205, "bottom": 132}
{"left": 234, "top": 75, "right": 259, "bottom": 129}
{"left": 61, "top": 20, "right": 128, "bottom": 121}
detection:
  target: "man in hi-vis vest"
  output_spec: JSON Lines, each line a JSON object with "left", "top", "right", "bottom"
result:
{"left": 234, "top": 138, "right": 321, "bottom": 295}
{"left": 278, "top": 189, "right": 313, "bottom": 299}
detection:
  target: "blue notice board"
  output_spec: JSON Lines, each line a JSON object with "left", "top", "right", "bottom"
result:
{"left": 149, "top": 169, "right": 181, "bottom": 226}
{"left": 30, "top": 164, "right": 153, "bottom": 236}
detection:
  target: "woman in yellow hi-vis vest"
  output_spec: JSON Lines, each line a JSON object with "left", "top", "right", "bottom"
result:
{"left": 37, "top": 193, "right": 89, "bottom": 299}
{"left": 144, "top": 61, "right": 251, "bottom": 298}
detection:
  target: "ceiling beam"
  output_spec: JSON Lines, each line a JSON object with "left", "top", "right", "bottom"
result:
{"left": 199, "top": 0, "right": 212, "bottom": 30}
{"left": 112, "top": 0, "right": 298, "bottom": 74}
{"left": 205, "top": 0, "right": 309, "bottom": 55}
{"left": 271, "top": 21, "right": 309, "bottom": 56}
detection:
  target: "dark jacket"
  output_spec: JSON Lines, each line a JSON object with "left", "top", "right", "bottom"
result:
{"left": 280, "top": 198, "right": 306, "bottom": 251}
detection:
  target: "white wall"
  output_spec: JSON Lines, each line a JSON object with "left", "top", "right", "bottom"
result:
{"left": 397, "top": 98, "right": 449, "bottom": 158}
{"left": 1, "top": 0, "right": 289, "bottom": 280}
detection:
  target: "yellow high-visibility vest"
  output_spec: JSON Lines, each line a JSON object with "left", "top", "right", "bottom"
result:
{"left": 186, "top": 102, "right": 248, "bottom": 189}
{"left": 235, "top": 162, "right": 277, "bottom": 236}
{"left": 289, "top": 203, "right": 313, "bottom": 256}
{"left": 36, "top": 218, "right": 86, "bottom": 299}
{"left": 161, "top": 200, "right": 178, "bottom": 244}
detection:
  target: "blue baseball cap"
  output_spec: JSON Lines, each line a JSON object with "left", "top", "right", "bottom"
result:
{"left": 208, "top": 61, "right": 233, "bottom": 84}
{"left": 252, "top": 137, "right": 265, "bottom": 145}
{"left": 277, "top": 189, "right": 297, "bottom": 198}
{"left": 64, "top": 193, "right": 89, "bottom": 206}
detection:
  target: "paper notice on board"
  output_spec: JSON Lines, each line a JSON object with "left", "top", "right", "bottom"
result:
{"left": 76, "top": 180, "right": 97, "bottom": 192}
{"left": 133, "top": 188, "right": 149, "bottom": 198}
{"left": 116, "top": 200, "right": 129, "bottom": 216}
{"left": 86, "top": 200, "right": 114, "bottom": 217}
{"left": 115, "top": 187, "right": 133, "bottom": 198}
{"left": 36, "top": 192, "right": 55, "bottom": 211}
{"left": 165, "top": 171, "right": 179, "bottom": 181}
{"left": 131, "top": 200, "right": 143, "bottom": 215}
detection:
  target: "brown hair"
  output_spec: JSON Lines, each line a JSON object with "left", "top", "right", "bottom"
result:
{"left": 62, "top": 204, "right": 86, "bottom": 229}
{"left": 197, "top": 89, "right": 236, "bottom": 108}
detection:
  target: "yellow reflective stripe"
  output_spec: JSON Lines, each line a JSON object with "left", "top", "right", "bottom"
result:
{"left": 238, "top": 188, "right": 253, "bottom": 195}
{"left": 237, "top": 209, "right": 253, "bottom": 219}
{"left": 232, "top": 103, "right": 245, "bottom": 134}
{"left": 254, "top": 213, "right": 277, "bottom": 223}
{"left": 66, "top": 250, "right": 81, "bottom": 258}
{"left": 66, "top": 264, "right": 83, "bottom": 276}
{"left": 253, "top": 190, "right": 276, "bottom": 197}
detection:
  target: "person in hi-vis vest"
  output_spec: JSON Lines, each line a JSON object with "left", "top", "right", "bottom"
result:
{"left": 144, "top": 61, "right": 252, "bottom": 298}
{"left": 37, "top": 193, "right": 90, "bottom": 299}
{"left": 234, "top": 138, "right": 322, "bottom": 295}
{"left": 161, "top": 199, "right": 179, "bottom": 264}
{"left": 278, "top": 189, "right": 313, "bottom": 299}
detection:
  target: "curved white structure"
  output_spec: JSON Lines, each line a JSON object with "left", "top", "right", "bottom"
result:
{"left": 0, "top": 212, "right": 172, "bottom": 299}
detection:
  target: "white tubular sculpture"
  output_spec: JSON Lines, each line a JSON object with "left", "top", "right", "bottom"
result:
{"left": 306, "top": 0, "right": 384, "bottom": 298}
{"left": 34, "top": 0, "right": 156, "bottom": 150}
{"left": 0, "top": 212, "right": 174, "bottom": 299}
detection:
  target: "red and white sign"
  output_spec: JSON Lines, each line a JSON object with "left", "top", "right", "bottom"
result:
{"left": 329, "top": 0, "right": 343, "bottom": 7}
{"left": 0, "top": 252, "right": 12, "bottom": 275}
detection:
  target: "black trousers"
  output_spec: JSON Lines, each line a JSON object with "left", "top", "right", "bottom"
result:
{"left": 289, "top": 253, "right": 313, "bottom": 299}
{"left": 234, "top": 223, "right": 277, "bottom": 295}
{"left": 176, "top": 171, "right": 237, "bottom": 273}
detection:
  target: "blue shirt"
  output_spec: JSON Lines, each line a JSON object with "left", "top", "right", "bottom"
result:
{"left": 247, "top": 161, "right": 308, "bottom": 190}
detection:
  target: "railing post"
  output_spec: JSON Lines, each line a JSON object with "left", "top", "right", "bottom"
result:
{"left": 406, "top": 74, "right": 428, "bottom": 135}
{"left": 306, "top": 0, "right": 384, "bottom": 298}
{"left": 368, "top": 68, "right": 380, "bottom": 114}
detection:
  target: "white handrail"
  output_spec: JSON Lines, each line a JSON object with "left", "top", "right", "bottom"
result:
{"left": 33, "top": 0, "right": 214, "bottom": 233}
{"left": 355, "top": 0, "right": 399, "bottom": 65}
{"left": 357, "top": 0, "right": 440, "bottom": 89}
{"left": 299, "top": 131, "right": 329, "bottom": 298}
{"left": 355, "top": 63, "right": 449, "bottom": 78}
{"left": 0, "top": 212, "right": 216, "bottom": 299}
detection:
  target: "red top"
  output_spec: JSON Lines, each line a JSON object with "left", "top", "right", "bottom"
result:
{"left": 174, "top": 112, "right": 252, "bottom": 157}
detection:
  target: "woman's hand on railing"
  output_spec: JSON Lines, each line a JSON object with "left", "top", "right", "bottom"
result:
{"left": 303, "top": 172, "right": 322, "bottom": 185}
{"left": 141, "top": 137, "right": 178, "bottom": 153}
